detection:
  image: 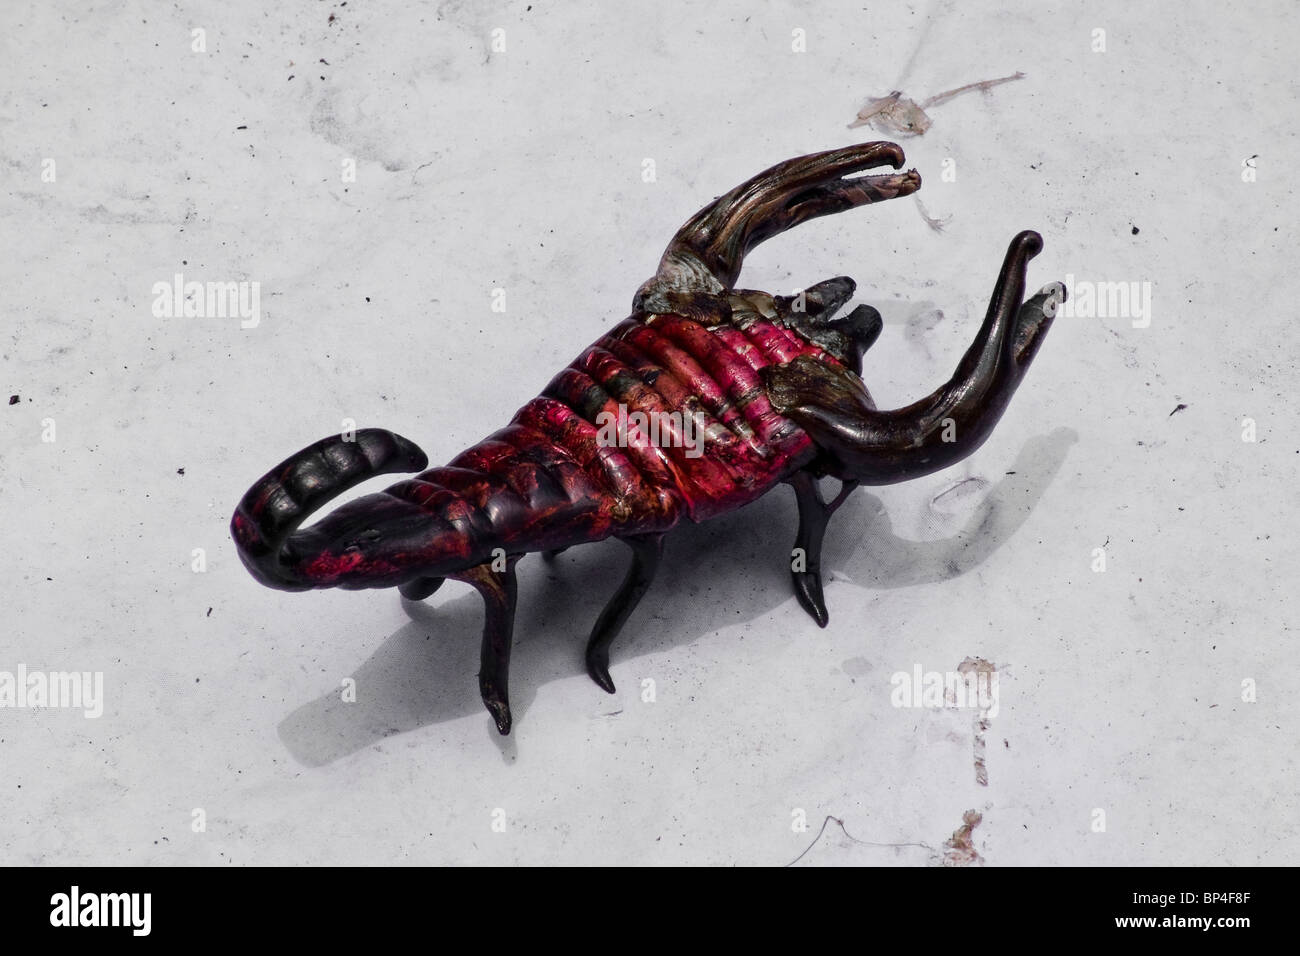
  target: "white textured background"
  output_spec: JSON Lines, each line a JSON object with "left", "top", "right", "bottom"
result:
{"left": 2, "top": 0, "right": 1295, "bottom": 865}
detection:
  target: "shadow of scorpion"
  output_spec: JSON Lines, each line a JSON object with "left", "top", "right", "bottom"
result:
{"left": 232, "top": 141, "right": 1065, "bottom": 736}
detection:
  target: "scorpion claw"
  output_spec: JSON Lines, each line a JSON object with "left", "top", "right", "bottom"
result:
{"left": 766, "top": 231, "right": 1060, "bottom": 487}
{"left": 637, "top": 142, "right": 920, "bottom": 310}
{"left": 1013, "top": 280, "right": 1066, "bottom": 367}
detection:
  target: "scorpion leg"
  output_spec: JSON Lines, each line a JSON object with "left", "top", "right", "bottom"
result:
{"left": 787, "top": 471, "right": 860, "bottom": 627}
{"left": 398, "top": 576, "right": 444, "bottom": 601}
{"left": 452, "top": 558, "right": 521, "bottom": 735}
{"left": 764, "top": 232, "right": 1064, "bottom": 486}
{"left": 585, "top": 533, "right": 665, "bottom": 694}
{"left": 788, "top": 472, "right": 831, "bottom": 627}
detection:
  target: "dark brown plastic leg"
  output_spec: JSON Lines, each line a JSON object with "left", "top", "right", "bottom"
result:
{"left": 787, "top": 472, "right": 859, "bottom": 627}
{"left": 398, "top": 576, "right": 444, "bottom": 601}
{"left": 585, "top": 534, "right": 665, "bottom": 694}
{"left": 453, "top": 559, "right": 520, "bottom": 735}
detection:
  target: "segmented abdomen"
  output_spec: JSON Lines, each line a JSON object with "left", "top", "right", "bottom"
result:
{"left": 380, "top": 313, "right": 837, "bottom": 563}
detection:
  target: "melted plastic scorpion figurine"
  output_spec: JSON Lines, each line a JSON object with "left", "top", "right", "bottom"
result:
{"left": 232, "top": 142, "right": 1063, "bottom": 735}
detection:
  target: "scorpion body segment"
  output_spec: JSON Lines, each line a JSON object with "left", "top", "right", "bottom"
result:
{"left": 232, "top": 142, "right": 1062, "bottom": 735}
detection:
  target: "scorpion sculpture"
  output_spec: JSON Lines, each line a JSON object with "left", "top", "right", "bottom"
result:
{"left": 232, "top": 142, "right": 1063, "bottom": 735}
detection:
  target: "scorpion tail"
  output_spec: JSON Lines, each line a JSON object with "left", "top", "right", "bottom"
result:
{"left": 230, "top": 429, "right": 429, "bottom": 592}
{"left": 635, "top": 141, "right": 920, "bottom": 316}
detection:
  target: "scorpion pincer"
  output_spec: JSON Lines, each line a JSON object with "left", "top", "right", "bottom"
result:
{"left": 231, "top": 141, "right": 1064, "bottom": 735}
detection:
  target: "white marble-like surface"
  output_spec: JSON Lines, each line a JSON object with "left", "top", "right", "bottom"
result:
{"left": 2, "top": 0, "right": 1295, "bottom": 865}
